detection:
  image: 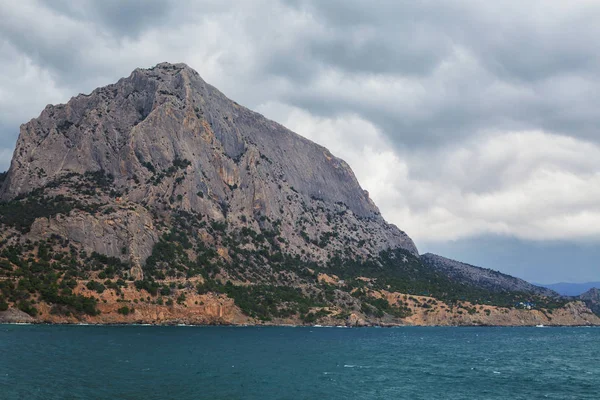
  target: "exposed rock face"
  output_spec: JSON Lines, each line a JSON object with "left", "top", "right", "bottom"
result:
{"left": 580, "top": 287, "right": 600, "bottom": 300}
{"left": 421, "top": 253, "right": 559, "bottom": 297}
{"left": 32, "top": 282, "right": 246, "bottom": 326}
{"left": 580, "top": 288, "right": 600, "bottom": 316}
{"left": 28, "top": 206, "right": 158, "bottom": 267}
{"left": 0, "top": 309, "right": 35, "bottom": 324}
{"left": 0, "top": 62, "right": 417, "bottom": 263}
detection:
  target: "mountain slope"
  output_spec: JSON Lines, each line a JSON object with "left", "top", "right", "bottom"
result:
{"left": 580, "top": 288, "right": 600, "bottom": 316}
{"left": 0, "top": 62, "right": 595, "bottom": 326}
{"left": 421, "top": 253, "right": 558, "bottom": 298}
{"left": 0, "top": 62, "right": 416, "bottom": 269}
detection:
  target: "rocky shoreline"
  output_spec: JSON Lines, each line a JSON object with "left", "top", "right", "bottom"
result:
{"left": 2, "top": 317, "right": 599, "bottom": 328}
{"left": 3, "top": 297, "right": 598, "bottom": 328}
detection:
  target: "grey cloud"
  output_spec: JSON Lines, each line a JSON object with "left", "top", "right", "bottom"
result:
{"left": 0, "top": 1, "right": 225, "bottom": 89}
{"left": 282, "top": 92, "right": 489, "bottom": 148}
{"left": 284, "top": 0, "right": 463, "bottom": 29}
{"left": 81, "top": 0, "right": 176, "bottom": 38}
{"left": 0, "top": 4, "right": 109, "bottom": 88}
{"left": 286, "top": 0, "right": 600, "bottom": 81}
{"left": 268, "top": 0, "right": 457, "bottom": 79}
{"left": 270, "top": 1, "right": 600, "bottom": 148}
{"left": 262, "top": 48, "right": 318, "bottom": 84}
{"left": 42, "top": 0, "right": 181, "bottom": 38}
{"left": 307, "top": 36, "right": 449, "bottom": 77}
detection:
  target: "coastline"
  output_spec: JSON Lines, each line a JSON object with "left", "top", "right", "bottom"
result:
{"left": 2, "top": 321, "right": 599, "bottom": 328}
{"left": 2, "top": 313, "right": 598, "bottom": 329}
{"left": 2, "top": 291, "right": 599, "bottom": 328}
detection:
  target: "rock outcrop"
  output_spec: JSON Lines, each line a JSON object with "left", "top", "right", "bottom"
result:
{"left": 580, "top": 288, "right": 600, "bottom": 316}
{"left": 0, "top": 309, "right": 35, "bottom": 324}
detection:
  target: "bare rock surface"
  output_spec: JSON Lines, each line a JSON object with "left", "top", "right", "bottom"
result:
{"left": 1, "top": 62, "right": 417, "bottom": 264}
{"left": 580, "top": 288, "right": 600, "bottom": 316}
{"left": 0, "top": 308, "right": 35, "bottom": 323}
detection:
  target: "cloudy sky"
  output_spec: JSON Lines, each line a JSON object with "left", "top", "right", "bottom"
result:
{"left": 1, "top": 0, "right": 599, "bottom": 283}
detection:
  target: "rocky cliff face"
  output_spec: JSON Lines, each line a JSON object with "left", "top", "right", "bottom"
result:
{"left": 0, "top": 62, "right": 416, "bottom": 267}
{"left": 580, "top": 288, "right": 600, "bottom": 316}
{"left": 421, "top": 253, "right": 558, "bottom": 298}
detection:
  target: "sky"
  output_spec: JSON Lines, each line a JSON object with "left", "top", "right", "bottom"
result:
{"left": 0, "top": 0, "right": 599, "bottom": 283}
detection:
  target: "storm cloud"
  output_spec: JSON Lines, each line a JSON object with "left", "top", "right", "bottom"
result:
{"left": 0, "top": 0, "right": 599, "bottom": 281}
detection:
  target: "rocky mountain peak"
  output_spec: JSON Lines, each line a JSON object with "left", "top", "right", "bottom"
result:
{"left": 0, "top": 62, "right": 418, "bottom": 267}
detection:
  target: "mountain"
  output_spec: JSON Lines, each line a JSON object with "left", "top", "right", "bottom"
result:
{"left": 421, "top": 254, "right": 558, "bottom": 298}
{"left": 580, "top": 288, "right": 600, "bottom": 316}
{"left": 0, "top": 62, "right": 597, "bottom": 326}
{"left": 0, "top": 62, "right": 416, "bottom": 266}
{"left": 537, "top": 282, "right": 600, "bottom": 297}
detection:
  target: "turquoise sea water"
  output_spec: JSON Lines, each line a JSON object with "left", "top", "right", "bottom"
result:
{"left": 1, "top": 325, "right": 598, "bottom": 400}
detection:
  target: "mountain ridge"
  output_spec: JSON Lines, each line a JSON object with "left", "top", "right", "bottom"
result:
{"left": 421, "top": 253, "right": 559, "bottom": 298}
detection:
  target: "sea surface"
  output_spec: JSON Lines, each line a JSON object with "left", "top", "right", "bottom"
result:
{"left": 1, "top": 325, "right": 598, "bottom": 400}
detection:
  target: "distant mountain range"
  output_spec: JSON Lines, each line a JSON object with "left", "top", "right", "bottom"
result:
{"left": 537, "top": 282, "right": 600, "bottom": 296}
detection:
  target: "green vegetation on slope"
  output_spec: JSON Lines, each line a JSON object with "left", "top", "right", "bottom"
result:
{"left": 0, "top": 178, "right": 567, "bottom": 323}
{"left": 0, "top": 238, "right": 101, "bottom": 316}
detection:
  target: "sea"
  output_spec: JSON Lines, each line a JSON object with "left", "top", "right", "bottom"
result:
{"left": 1, "top": 325, "right": 598, "bottom": 400}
